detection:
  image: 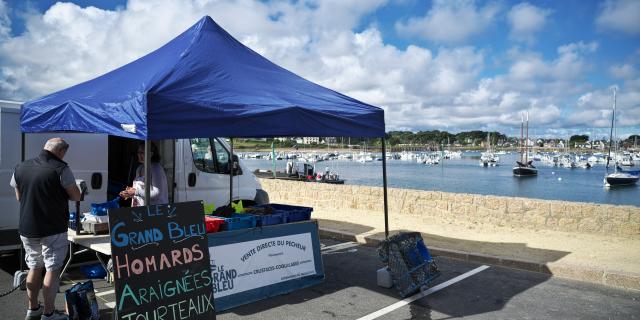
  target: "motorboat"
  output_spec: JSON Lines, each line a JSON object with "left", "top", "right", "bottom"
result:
{"left": 558, "top": 156, "right": 576, "bottom": 168}
{"left": 577, "top": 161, "right": 592, "bottom": 169}
{"left": 604, "top": 172, "right": 639, "bottom": 187}
{"left": 619, "top": 156, "right": 634, "bottom": 167}
{"left": 480, "top": 152, "right": 499, "bottom": 166}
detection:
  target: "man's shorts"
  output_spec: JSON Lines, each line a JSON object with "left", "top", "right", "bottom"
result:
{"left": 20, "top": 233, "right": 69, "bottom": 271}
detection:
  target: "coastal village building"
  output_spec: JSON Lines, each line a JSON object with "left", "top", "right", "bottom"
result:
{"left": 302, "top": 137, "right": 320, "bottom": 144}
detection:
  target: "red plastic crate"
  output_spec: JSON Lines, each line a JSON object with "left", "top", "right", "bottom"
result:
{"left": 204, "top": 216, "right": 225, "bottom": 233}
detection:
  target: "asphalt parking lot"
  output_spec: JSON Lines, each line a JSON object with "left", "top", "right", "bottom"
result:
{"left": 1, "top": 237, "right": 638, "bottom": 319}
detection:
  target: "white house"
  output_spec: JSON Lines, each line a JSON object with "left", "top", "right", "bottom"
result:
{"left": 302, "top": 137, "right": 320, "bottom": 144}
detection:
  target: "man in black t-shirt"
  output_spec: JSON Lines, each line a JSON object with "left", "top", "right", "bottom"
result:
{"left": 10, "top": 138, "right": 81, "bottom": 320}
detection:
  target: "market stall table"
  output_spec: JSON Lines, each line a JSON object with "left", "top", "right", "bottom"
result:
{"left": 61, "top": 230, "right": 111, "bottom": 281}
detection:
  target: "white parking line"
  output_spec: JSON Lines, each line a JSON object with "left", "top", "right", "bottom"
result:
{"left": 356, "top": 265, "right": 490, "bottom": 320}
{"left": 322, "top": 242, "right": 359, "bottom": 254}
{"left": 95, "top": 289, "right": 115, "bottom": 297}
{"left": 105, "top": 302, "right": 116, "bottom": 309}
{"left": 321, "top": 241, "right": 357, "bottom": 251}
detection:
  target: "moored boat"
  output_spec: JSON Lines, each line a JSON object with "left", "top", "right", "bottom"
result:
{"left": 604, "top": 88, "right": 637, "bottom": 188}
{"left": 514, "top": 112, "right": 537, "bottom": 177}
{"left": 604, "top": 172, "right": 639, "bottom": 187}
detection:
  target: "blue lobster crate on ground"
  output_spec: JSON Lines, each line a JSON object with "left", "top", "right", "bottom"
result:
{"left": 377, "top": 232, "right": 440, "bottom": 298}
{"left": 214, "top": 213, "right": 257, "bottom": 231}
{"left": 249, "top": 204, "right": 313, "bottom": 224}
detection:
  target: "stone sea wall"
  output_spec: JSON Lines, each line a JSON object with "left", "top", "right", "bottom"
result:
{"left": 258, "top": 179, "right": 640, "bottom": 238}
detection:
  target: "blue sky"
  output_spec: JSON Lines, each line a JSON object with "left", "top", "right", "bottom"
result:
{"left": 0, "top": 0, "right": 639, "bottom": 138}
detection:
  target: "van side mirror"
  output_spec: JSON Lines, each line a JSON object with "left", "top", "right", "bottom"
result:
{"left": 232, "top": 155, "right": 242, "bottom": 176}
{"left": 91, "top": 172, "right": 102, "bottom": 189}
{"left": 188, "top": 172, "right": 197, "bottom": 187}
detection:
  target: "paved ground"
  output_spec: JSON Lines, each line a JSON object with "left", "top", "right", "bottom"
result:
{"left": 1, "top": 237, "right": 638, "bottom": 319}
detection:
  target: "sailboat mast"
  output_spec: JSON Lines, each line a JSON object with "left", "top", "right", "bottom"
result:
{"left": 606, "top": 88, "right": 616, "bottom": 170}
{"left": 520, "top": 115, "right": 524, "bottom": 162}
{"left": 525, "top": 112, "right": 529, "bottom": 163}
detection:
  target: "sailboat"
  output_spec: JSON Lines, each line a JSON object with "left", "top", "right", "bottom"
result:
{"left": 480, "top": 132, "right": 499, "bottom": 167}
{"left": 357, "top": 140, "right": 373, "bottom": 163}
{"left": 604, "top": 88, "right": 638, "bottom": 187}
{"left": 513, "top": 112, "right": 538, "bottom": 176}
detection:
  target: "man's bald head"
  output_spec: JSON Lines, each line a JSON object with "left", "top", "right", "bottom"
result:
{"left": 44, "top": 138, "right": 69, "bottom": 159}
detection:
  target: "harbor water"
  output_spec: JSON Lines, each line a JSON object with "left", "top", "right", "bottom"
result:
{"left": 243, "top": 152, "right": 640, "bottom": 207}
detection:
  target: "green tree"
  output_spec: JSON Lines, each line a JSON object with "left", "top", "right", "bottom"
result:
{"left": 569, "top": 135, "right": 589, "bottom": 147}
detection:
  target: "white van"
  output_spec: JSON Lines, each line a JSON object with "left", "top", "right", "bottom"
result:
{"left": 0, "top": 100, "right": 269, "bottom": 251}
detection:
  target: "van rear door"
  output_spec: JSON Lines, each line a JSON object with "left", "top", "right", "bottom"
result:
{"left": 0, "top": 104, "right": 22, "bottom": 249}
{"left": 25, "top": 133, "right": 108, "bottom": 214}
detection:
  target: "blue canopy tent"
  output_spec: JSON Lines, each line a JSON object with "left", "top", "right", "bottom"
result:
{"left": 21, "top": 16, "right": 390, "bottom": 237}
{"left": 21, "top": 16, "right": 383, "bottom": 140}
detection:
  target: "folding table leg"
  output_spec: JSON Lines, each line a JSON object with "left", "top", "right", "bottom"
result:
{"left": 95, "top": 252, "right": 110, "bottom": 283}
{"left": 59, "top": 242, "right": 75, "bottom": 278}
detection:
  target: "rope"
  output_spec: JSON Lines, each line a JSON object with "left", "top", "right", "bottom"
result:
{"left": 0, "top": 277, "right": 25, "bottom": 298}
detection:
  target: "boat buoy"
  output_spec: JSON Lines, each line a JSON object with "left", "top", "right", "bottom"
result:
{"left": 558, "top": 177, "right": 562, "bottom": 181}
{"left": 551, "top": 171, "right": 555, "bottom": 175}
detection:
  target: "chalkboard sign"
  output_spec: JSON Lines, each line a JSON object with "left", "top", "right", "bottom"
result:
{"left": 108, "top": 201, "right": 216, "bottom": 320}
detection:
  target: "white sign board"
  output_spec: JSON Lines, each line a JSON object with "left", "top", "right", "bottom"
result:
{"left": 209, "top": 232, "right": 316, "bottom": 298}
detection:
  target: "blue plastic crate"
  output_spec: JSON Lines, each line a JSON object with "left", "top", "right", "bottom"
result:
{"left": 214, "top": 213, "right": 257, "bottom": 231}
{"left": 249, "top": 204, "right": 313, "bottom": 224}
{"left": 254, "top": 212, "right": 286, "bottom": 227}
{"left": 279, "top": 204, "right": 312, "bottom": 223}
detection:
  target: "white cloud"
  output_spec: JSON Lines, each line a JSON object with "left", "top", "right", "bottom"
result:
{"left": 596, "top": 0, "right": 640, "bottom": 35}
{"left": 610, "top": 63, "right": 638, "bottom": 79}
{"left": 567, "top": 87, "right": 640, "bottom": 128}
{"left": 431, "top": 41, "right": 606, "bottom": 131}
{"left": 395, "top": 0, "right": 501, "bottom": 43}
{"left": 507, "top": 2, "right": 552, "bottom": 43}
{"left": 0, "top": 0, "right": 10, "bottom": 39}
{"left": 0, "top": 0, "right": 637, "bottom": 137}
{"left": 0, "top": 0, "right": 388, "bottom": 100}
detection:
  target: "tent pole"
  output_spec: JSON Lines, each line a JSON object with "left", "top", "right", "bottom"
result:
{"left": 145, "top": 140, "right": 151, "bottom": 203}
{"left": 382, "top": 138, "right": 389, "bottom": 239}
{"left": 21, "top": 133, "right": 25, "bottom": 162}
{"left": 229, "top": 138, "right": 233, "bottom": 206}
{"left": 171, "top": 139, "right": 176, "bottom": 203}
{"left": 20, "top": 133, "right": 25, "bottom": 271}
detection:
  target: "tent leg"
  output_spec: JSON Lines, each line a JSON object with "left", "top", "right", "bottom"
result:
{"left": 20, "top": 133, "right": 25, "bottom": 271}
{"left": 382, "top": 138, "right": 389, "bottom": 239}
{"left": 145, "top": 140, "right": 151, "bottom": 202}
{"left": 229, "top": 138, "right": 233, "bottom": 207}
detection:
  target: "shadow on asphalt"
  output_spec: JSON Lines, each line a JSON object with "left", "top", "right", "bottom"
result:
{"left": 224, "top": 220, "right": 569, "bottom": 319}
{"left": 1, "top": 220, "right": 570, "bottom": 319}
{"left": 0, "top": 248, "right": 116, "bottom": 319}
{"left": 371, "top": 228, "right": 569, "bottom": 318}
{"left": 315, "top": 219, "right": 376, "bottom": 235}
{"left": 0, "top": 250, "right": 21, "bottom": 275}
